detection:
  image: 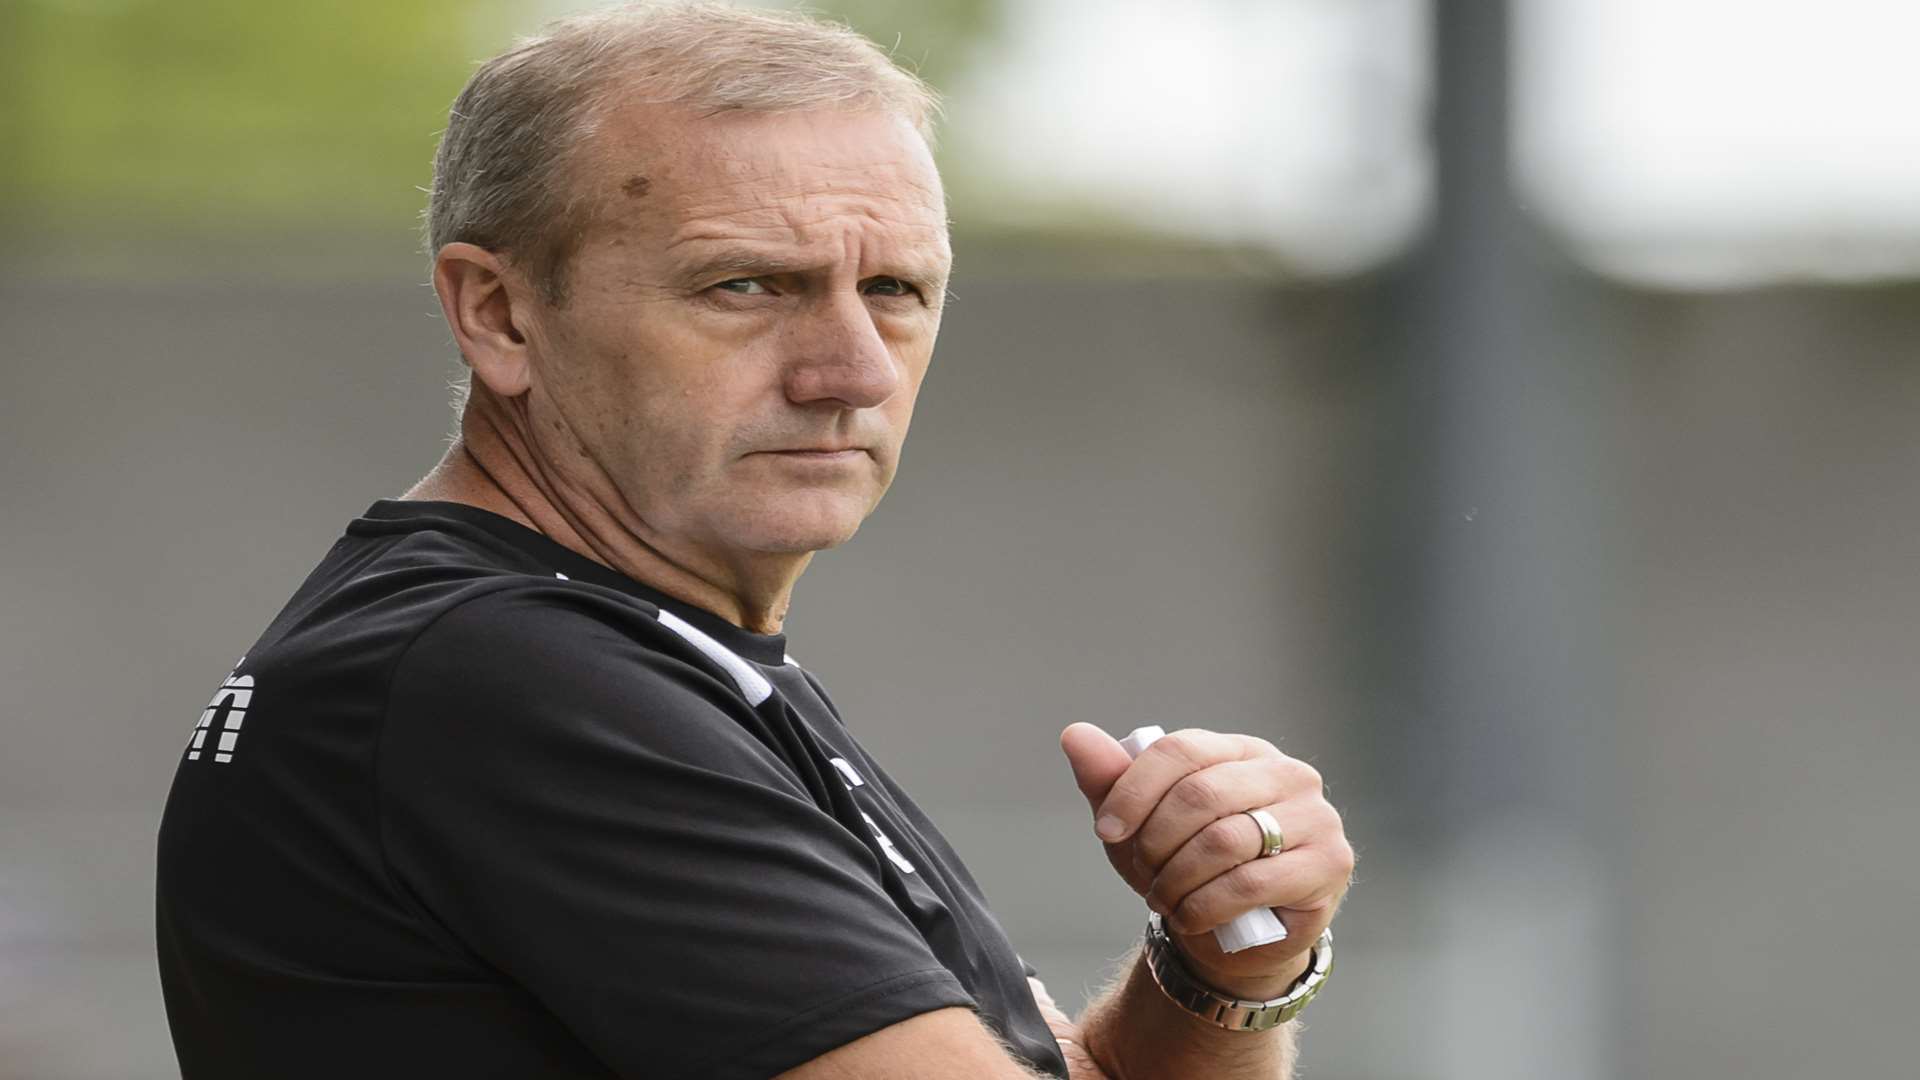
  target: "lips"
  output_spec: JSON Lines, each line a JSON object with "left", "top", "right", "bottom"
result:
{"left": 765, "top": 449, "right": 864, "bottom": 463}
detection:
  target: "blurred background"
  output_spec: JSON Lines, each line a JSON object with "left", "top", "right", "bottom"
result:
{"left": 3, "top": 0, "right": 1916, "bottom": 1076}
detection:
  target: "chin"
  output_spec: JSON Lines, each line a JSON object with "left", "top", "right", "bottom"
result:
{"left": 729, "top": 496, "right": 872, "bottom": 554}
{"left": 751, "top": 532, "right": 855, "bottom": 555}
{"left": 747, "top": 518, "right": 863, "bottom": 554}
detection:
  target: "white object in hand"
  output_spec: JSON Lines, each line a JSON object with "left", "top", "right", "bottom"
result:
{"left": 1118, "top": 725, "right": 1289, "bottom": 954}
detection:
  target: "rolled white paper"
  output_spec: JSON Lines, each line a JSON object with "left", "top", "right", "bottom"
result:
{"left": 1118, "top": 725, "right": 1289, "bottom": 954}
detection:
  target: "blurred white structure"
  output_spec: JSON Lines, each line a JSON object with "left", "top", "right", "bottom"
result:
{"left": 948, "top": 0, "right": 1432, "bottom": 275}
{"left": 1514, "top": 0, "right": 1920, "bottom": 288}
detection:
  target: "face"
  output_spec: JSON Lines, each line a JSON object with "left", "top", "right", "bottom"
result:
{"left": 518, "top": 105, "right": 951, "bottom": 565}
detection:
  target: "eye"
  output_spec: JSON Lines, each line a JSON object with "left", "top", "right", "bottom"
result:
{"left": 713, "top": 278, "right": 769, "bottom": 295}
{"left": 864, "top": 277, "right": 920, "bottom": 299}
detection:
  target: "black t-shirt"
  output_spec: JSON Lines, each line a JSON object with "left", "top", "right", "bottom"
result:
{"left": 157, "top": 500, "right": 1068, "bottom": 1079}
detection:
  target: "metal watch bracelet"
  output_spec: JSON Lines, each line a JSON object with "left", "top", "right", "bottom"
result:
{"left": 1142, "top": 913, "right": 1334, "bottom": 1032}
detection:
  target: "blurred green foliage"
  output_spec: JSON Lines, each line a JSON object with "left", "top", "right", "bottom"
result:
{"left": 3, "top": 0, "right": 514, "bottom": 240}
{"left": 4, "top": 0, "right": 1250, "bottom": 279}
{"left": 0, "top": 0, "right": 998, "bottom": 248}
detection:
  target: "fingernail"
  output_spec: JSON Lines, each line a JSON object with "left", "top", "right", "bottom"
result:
{"left": 1096, "top": 815, "right": 1127, "bottom": 841}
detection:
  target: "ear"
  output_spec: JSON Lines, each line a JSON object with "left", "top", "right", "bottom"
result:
{"left": 433, "top": 242, "right": 535, "bottom": 398}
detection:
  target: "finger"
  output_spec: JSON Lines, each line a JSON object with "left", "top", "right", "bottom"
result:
{"left": 1128, "top": 759, "right": 1278, "bottom": 875}
{"left": 1093, "top": 729, "right": 1268, "bottom": 842}
{"left": 1168, "top": 845, "right": 1352, "bottom": 937}
{"left": 1144, "top": 798, "right": 1335, "bottom": 918}
{"left": 1058, "top": 723, "right": 1133, "bottom": 813}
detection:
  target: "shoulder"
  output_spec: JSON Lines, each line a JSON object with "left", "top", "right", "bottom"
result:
{"left": 404, "top": 577, "right": 662, "bottom": 660}
{"left": 408, "top": 572, "right": 783, "bottom": 699}
{"left": 384, "top": 579, "right": 792, "bottom": 779}
{"left": 398, "top": 578, "right": 736, "bottom": 699}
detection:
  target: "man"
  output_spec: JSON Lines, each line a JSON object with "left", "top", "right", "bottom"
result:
{"left": 156, "top": 5, "right": 1353, "bottom": 1078}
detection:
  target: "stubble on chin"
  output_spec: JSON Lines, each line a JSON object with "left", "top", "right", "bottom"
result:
{"left": 741, "top": 481, "right": 886, "bottom": 554}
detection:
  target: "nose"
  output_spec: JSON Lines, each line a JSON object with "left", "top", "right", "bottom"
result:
{"left": 781, "top": 292, "right": 903, "bottom": 410}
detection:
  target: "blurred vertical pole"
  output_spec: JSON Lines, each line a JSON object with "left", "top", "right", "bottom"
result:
{"left": 1375, "top": 2, "right": 1625, "bottom": 1076}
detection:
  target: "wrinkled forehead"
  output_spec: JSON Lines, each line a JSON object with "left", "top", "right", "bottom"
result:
{"left": 576, "top": 103, "right": 949, "bottom": 253}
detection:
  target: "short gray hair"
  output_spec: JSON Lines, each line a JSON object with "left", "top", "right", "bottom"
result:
{"left": 425, "top": 1, "right": 942, "bottom": 306}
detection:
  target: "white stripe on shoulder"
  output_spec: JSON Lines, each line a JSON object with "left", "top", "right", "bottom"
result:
{"left": 655, "top": 609, "right": 773, "bottom": 706}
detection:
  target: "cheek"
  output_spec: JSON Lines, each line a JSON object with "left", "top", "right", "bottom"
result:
{"left": 887, "top": 391, "right": 920, "bottom": 443}
{"left": 616, "top": 370, "right": 763, "bottom": 493}
{"left": 886, "top": 354, "right": 931, "bottom": 432}
{"left": 616, "top": 398, "right": 708, "bottom": 484}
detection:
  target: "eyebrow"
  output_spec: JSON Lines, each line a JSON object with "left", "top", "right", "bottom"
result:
{"left": 677, "top": 246, "right": 796, "bottom": 281}
{"left": 674, "top": 244, "right": 949, "bottom": 288}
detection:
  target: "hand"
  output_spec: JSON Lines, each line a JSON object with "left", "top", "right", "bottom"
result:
{"left": 1059, "top": 724, "right": 1354, "bottom": 999}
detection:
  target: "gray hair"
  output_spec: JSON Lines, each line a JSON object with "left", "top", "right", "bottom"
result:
{"left": 424, "top": 1, "right": 942, "bottom": 308}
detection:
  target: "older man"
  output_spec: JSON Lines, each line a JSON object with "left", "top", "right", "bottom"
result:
{"left": 156, "top": 5, "right": 1352, "bottom": 1078}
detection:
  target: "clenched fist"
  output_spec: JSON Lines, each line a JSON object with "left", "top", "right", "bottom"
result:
{"left": 1059, "top": 723, "right": 1354, "bottom": 999}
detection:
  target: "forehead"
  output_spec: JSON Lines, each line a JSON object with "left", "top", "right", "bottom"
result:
{"left": 581, "top": 104, "right": 949, "bottom": 254}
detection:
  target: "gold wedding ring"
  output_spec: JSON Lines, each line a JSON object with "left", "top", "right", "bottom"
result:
{"left": 1243, "top": 808, "right": 1286, "bottom": 859}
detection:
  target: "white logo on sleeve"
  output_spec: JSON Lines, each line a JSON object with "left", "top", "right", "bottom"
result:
{"left": 186, "top": 666, "right": 254, "bottom": 764}
{"left": 829, "top": 757, "right": 866, "bottom": 788}
{"left": 829, "top": 758, "right": 914, "bottom": 874}
{"left": 861, "top": 812, "right": 917, "bottom": 875}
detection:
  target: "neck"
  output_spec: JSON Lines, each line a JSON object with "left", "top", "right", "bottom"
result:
{"left": 402, "top": 388, "right": 806, "bottom": 634}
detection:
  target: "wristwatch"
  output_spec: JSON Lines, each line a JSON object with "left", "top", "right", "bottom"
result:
{"left": 1142, "top": 913, "right": 1334, "bottom": 1032}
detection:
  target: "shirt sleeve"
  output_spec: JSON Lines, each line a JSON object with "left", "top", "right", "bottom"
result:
{"left": 376, "top": 586, "right": 974, "bottom": 1079}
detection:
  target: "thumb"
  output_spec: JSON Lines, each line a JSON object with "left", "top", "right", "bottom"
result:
{"left": 1059, "top": 722, "right": 1133, "bottom": 813}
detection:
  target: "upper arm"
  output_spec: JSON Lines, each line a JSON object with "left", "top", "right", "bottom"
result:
{"left": 776, "top": 1007, "right": 1048, "bottom": 1080}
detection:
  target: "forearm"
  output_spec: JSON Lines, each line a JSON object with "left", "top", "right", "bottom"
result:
{"left": 1075, "top": 945, "right": 1297, "bottom": 1080}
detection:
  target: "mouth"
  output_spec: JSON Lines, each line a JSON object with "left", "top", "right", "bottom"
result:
{"left": 756, "top": 446, "right": 868, "bottom": 459}
{"left": 749, "top": 447, "right": 871, "bottom": 467}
